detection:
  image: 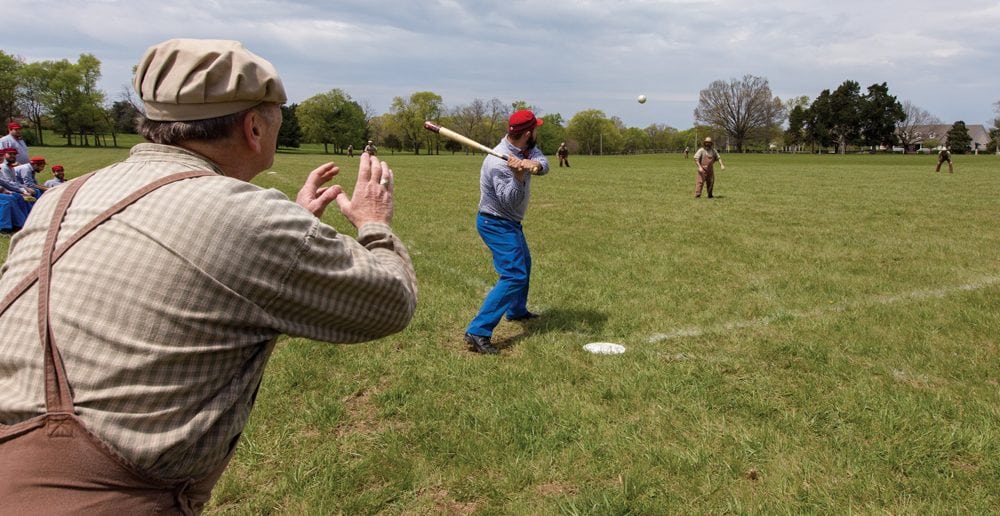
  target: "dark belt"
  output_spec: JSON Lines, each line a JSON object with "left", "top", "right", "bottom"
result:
{"left": 478, "top": 211, "right": 508, "bottom": 221}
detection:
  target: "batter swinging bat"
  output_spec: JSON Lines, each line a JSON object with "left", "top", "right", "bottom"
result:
{"left": 423, "top": 121, "right": 540, "bottom": 173}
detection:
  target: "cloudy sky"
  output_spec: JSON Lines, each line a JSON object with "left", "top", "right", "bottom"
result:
{"left": 11, "top": 0, "right": 1000, "bottom": 129}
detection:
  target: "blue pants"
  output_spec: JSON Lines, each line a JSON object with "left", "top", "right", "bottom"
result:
{"left": 0, "top": 193, "right": 30, "bottom": 231}
{"left": 467, "top": 213, "right": 532, "bottom": 337}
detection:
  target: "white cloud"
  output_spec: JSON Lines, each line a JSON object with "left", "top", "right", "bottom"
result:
{"left": 10, "top": 0, "right": 1000, "bottom": 127}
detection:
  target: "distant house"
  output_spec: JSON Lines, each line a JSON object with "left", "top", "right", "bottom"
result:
{"left": 901, "top": 124, "right": 992, "bottom": 153}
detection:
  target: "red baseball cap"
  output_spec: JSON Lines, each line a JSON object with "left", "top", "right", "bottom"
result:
{"left": 1, "top": 147, "right": 16, "bottom": 155}
{"left": 508, "top": 110, "right": 543, "bottom": 133}
{"left": 52, "top": 165, "right": 65, "bottom": 172}
{"left": 29, "top": 156, "right": 46, "bottom": 164}
{"left": 7, "top": 122, "right": 21, "bottom": 130}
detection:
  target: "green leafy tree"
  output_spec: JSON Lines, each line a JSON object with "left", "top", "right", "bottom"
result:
{"left": 45, "top": 59, "right": 83, "bottom": 145}
{"left": 17, "top": 61, "right": 51, "bottom": 145}
{"left": 694, "top": 74, "right": 784, "bottom": 152}
{"left": 534, "top": 112, "right": 565, "bottom": 155}
{"left": 0, "top": 51, "right": 22, "bottom": 126}
{"left": 808, "top": 81, "right": 863, "bottom": 154}
{"left": 945, "top": 121, "right": 972, "bottom": 154}
{"left": 620, "top": 127, "right": 649, "bottom": 154}
{"left": 567, "top": 109, "right": 620, "bottom": 155}
{"left": 643, "top": 124, "right": 678, "bottom": 151}
{"left": 369, "top": 114, "right": 401, "bottom": 154}
{"left": 805, "top": 90, "right": 832, "bottom": 150}
{"left": 785, "top": 105, "right": 808, "bottom": 151}
{"left": 989, "top": 101, "right": 1000, "bottom": 153}
{"left": 298, "top": 89, "right": 365, "bottom": 154}
{"left": 109, "top": 99, "right": 140, "bottom": 134}
{"left": 860, "top": 82, "right": 904, "bottom": 150}
{"left": 278, "top": 103, "right": 303, "bottom": 148}
{"left": 73, "top": 54, "right": 108, "bottom": 146}
{"left": 511, "top": 100, "right": 534, "bottom": 112}
{"left": 390, "top": 91, "right": 443, "bottom": 154}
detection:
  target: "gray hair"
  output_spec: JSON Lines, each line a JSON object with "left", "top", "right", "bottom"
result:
{"left": 137, "top": 102, "right": 280, "bottom": 145}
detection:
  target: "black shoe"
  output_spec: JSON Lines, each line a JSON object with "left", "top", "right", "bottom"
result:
{"left": 507, "top": 311, "right": 539, "bottom": 321}
{"left": 464, "top": 333, "right": 499, "bottom": 354}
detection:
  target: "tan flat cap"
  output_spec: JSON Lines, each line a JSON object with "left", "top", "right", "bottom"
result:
{"left": 134, "top": 38, "right": 287, "bottom": 121}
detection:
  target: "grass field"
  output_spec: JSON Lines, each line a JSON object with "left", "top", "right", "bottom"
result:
{"left": 3, "top": 147, "right": 998, "bottom": 513}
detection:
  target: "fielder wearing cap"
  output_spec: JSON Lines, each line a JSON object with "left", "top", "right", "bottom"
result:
{"left": 0, "top": 38, "right": 417, "bottom": 513}
{"left": 0, "top": 123, "right": 29, "bottom": 165}
{"left": 693, "top": 136, "right": 721, "bottom": 198}
{"left": 463, "top": 109, "right": 549, "bottom": 355}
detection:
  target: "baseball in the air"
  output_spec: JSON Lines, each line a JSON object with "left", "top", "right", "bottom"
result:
{"left": 637, "top": 94, "right": 647, "bottom": 104}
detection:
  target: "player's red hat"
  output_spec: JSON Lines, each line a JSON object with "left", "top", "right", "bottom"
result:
{"left": 52, "top": 165, "right": 65, "bottom": 172}
{"left": 7, "top": 122, "right": 21, "bottom": 130}
{"left": 0, "top": 147, "right": 17, "bottom": 155}
{"left": 508, "top": 110, "right": 543, "bottom": 133}
{"left": 29, "top": 156, "right": 46, "bottom": 164}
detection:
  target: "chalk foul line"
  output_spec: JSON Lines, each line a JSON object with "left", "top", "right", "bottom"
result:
{"left": 648, "top": 276, "right": 999, "bottom": 343}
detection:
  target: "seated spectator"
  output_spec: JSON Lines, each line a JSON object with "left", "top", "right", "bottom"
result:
{"left": 17, "top": 156, "right": 49, "bottom": 194}
{"left": 0, "top": 154, "right": 32, "bottom": 230}
{"left": 0, "top": 189, "right": 30, "bottom": 233}
{"left": 1, "top": 148, "right": 35, "bottom": 201}
{"left": 44, "top": 164, "right": 66, "bottom": 188}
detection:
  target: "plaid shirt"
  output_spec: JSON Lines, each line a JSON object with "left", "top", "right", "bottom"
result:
{"left": 0, "top": 144, "right": 417, "bottom": 480}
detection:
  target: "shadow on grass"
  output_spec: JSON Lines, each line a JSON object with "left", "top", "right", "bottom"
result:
{"left": 494, "top": 308, "right": 608, "bottom": 350}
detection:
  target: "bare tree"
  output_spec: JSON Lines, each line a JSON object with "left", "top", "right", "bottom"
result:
{"left": 896, "top": 101, "right": 941, "bottom": 153}
{"left": 694, "top": 74, "right": 784, "bottom": 152}
{"left": 484, "top": 98, "right": 510, "bottom": 146}
{"left": 450, "top": 99, "right": 487, "bottom": 154}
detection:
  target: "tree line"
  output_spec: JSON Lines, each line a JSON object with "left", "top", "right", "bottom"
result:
{"left": 4, "top": 50, "right": 997, "bottom": 156}
{"left": 1, "top": 51, "right": 141, "bottom": 148}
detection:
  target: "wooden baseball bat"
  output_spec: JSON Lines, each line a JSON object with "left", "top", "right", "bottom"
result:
{"left": 424, "top": 121, "right": 540, "bottom": 173}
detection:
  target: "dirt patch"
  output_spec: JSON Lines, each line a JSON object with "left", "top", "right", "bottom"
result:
{"left": 536, "top": 482, "right": 578, "bottom": 497}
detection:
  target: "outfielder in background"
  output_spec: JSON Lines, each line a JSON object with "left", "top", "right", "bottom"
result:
{"left": 936, "top": 148, "right": 953, "bottom": 173}
{"left": 464, "top": 110, "right": 549, "bottom": 355}
{"left": 693, "top": 136, "right": 720, "bottom": 198}
{"left": 557, "top": 142, "right": 570, "bottom": 167}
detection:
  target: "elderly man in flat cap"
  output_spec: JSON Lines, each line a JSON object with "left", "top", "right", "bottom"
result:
{"left": 0, "top": 39, "right": 417, "bottom": 514}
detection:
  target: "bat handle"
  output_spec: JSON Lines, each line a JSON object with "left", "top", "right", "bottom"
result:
{"left": 502, "top": 154, "right": 542, "bottom": 174}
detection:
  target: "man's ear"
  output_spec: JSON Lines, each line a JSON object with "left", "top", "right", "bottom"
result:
{"left": 241, "top": 110, "right": 264, "bottom": 154}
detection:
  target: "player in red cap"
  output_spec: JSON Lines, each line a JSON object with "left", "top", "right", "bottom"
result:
{"left": 463, "top": 109, "right": 550, "bottom": 354}
{"left": 18, "top": 156, "right": 49, "bottom": 194}
{"left": 0, "top": 122, "right": 30, "bottom": 164}
{"left": 0, "top": 147, "right": 34, "bottom": 229}
{"left": 45, "top": 164, "right": 67, "bottom": 188}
